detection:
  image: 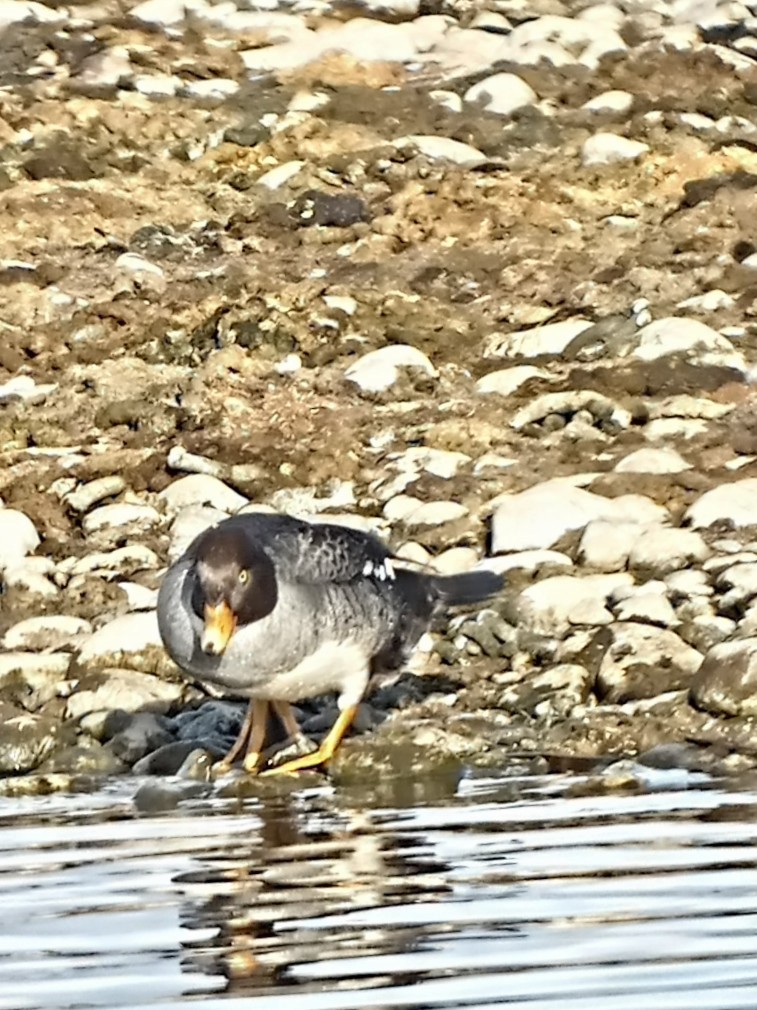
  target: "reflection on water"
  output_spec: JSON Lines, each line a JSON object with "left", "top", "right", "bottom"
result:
{"left": 2, "top": 768, "right": 757, "bottom": 1010}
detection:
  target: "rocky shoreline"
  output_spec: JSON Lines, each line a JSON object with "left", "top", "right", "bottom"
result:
{"left": 3, "top": 0, "right": 757, "bottom": 796}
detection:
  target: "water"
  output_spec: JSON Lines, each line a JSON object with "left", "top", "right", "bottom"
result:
{"left": 2, "top": 767, "right": 757, "bottom": 1010}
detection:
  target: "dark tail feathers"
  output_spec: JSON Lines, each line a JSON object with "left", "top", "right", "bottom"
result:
{"left": 431, "top": 568, "right": 503, "bottom": 607}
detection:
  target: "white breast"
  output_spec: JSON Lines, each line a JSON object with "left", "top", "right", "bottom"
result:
{"left": 257, "top": 639, "right": 371, "bottom": 708}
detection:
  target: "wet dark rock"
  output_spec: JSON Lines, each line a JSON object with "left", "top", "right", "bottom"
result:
{"left": 133, "top": 779, "right": 211, "bottom": 813}
{"left": 132, "top": 740, "right": 224, "bottom": 775}
{"left": 291, "top": 190, "right": 371, "bottom": 228}
{"left": 106, "top": 712, "right": 174, "bottom": 766}
{"left": 690, "top": 638, "right": 757, "bottom": 717}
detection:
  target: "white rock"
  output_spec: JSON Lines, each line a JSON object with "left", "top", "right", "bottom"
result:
{"left": 120, "top": 583, "right": 159, "bottom": 611}
{"left": 64, "top": 475, "right": 126, "bottom": 513}
{"left": 82, "top": 503, "right": 161, "bottom": 534}
{"left": 491, "top": 480, "right": 667, "bottom": 554}
{"left": 0, "top": 0, "right": 63, "bottom": 28}
{"left": 394, "top": 135, "right": 487, "bottom": 167}
{"left": 475, "top": 365, "right": 548, "bottom": 396}
{"left": 578, "top": 519, "right": 643, "bottom": 572}
{"left": 432, "top": 547, "right": 479, "bottom": 574}
{"left": 159, "top": 474, "right": 247, "bottom": 515}
{"left": 473, "top": 453, "right": 517, "bottom": 473}
{"left": 76, "top": 47, "right": 133, "bottom": 89}
{"left": 715, "top": 562, "right": 757, "bottom": 607}
{"left": 649, "top": 394, "right": 733, "bottom": 421}
{"left": 631, "top": 317, "right": 744, "bottom": 370}
{"left": 582, "top": 90, "right": 634, "bottom": 114}
{"left": 510, "top": 390, "right": 632, "bottom": 431}
{"left": 68, "top": 544, "right": 160, "bottom": 577}
{"left": 115, "top": 253, "right": 165, "bottom": 278}
{"left": 66, "top": 669, "right": 184, "bottom": 720}
{"left": 130, "top": 0, "right": 185, "bottom": 26}
{"left": 395, "top": 541, "right": 431, "bottom": 565}
{"left": 464, "top": 72, "right": 537, "bottom": 115}
{"left": 3, "top": 566, "right": 58, "bottom": 597}
{"left": 388, "top": 498, "right": 468, "bottom": 527}
{"left": 597, "top": 623, "right": 703, "bottom": 702}
{"left": 3, "top": 616, "right": 92, "bottom": 652}
{"left": 677, "top": 289, "right": 735, "bottom": 312}
{"left": 613, "top": 591, "right": 678, "bottom": 627}
{"left": 168, "top": 505, "right": 233, "bottom": 561}
{"left": 184, "top": 79, "right": 240, "bottom": 100}
{"left": 628, "top": 527, "right": 711, "bottom": 575}
{"left": 430, "top": 90, "right": 463, "bottom": 113}
{"left": 76, "top": 611, "right": 164, "bottom": 669}
{"left": 485, "top": 318, "right": 592, "bottom": 358}
{"left": 480, "top": 549, "right": 573, "bottom": 574}
{"left": 666, "top": 568, "right": 713, "bottom": 598}
{"left": 515, "top": 573, "right": 634, "bottom": 636}
{"left": 0, "top": 509, "right": 40, "bottom": 569}
{"left": 614, "top": 447, "right": 692, "bottom": 473}
{"left": 389, "top": 447, "right": 470, "bottom": 480}
{"left": 345, "top": 344, "right": 437, "bottom": 393}
{"left": 686, "top": 479, "right": 757, "bottom": 529}
{"left": 644, "top": 418, "right": 710, "bottom": 441}
{"left": 581, "top": 133, "right": 650, "bottom": 166}
{"left": 134, "top": 74, "right": 181, "bottom": 97}
{"left": 256, "top": 161, "right": 305, "bottom": 190}
{"left": 0, "top": 652, "right": 71, "bottom": 678}
{"left": 0, "top": 375, "right": 57, "bottom": 405}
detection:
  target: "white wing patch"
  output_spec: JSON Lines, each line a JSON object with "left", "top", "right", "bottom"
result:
{"left": 362, "top": 558, "right": 395, "bottom": 581}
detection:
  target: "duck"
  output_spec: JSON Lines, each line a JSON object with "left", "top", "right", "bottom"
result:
{"left": 157, "top": 512, "right": 503, "bottom": 776}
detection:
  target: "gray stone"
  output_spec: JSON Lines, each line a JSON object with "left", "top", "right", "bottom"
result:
{"left": 690, "top": 638, "right": 757, "bottom": 716}
{"left": 485, "top": 317, "right": 592, "bottom": 359}
{"left": 63, "top": 476, "right": 126, "bottom": 513}
{"left": 480, "top": 549, "right": 573, "bottom": 574}
{"left": 67, "top": 544, "right": 160, "bottom": 577}
{"left": 394, "top": 136, "right": 487, "bottom": 167}
{"left": 578, "top": 519, "right": 642, "bottom": 572}
{"left": 0, "top": 705, "right": 60, "bottom": 774}
{"left": 613, "top": 590, "right": 678, "bottom": 627}
{"left": 582, "top": 90, "right": 634, "bottom": 114}
{"left": 498, "top": 663, "right": 592, "bottom": 718}
{"left": 256, "top": 161, "right": 305, "bottom": 190}
{"left": 168, "top": 504, "right": 229, "bottom": 561}
{"left": 666, "top": 568, "right": 714, "bottom": 599}
{"left": 75, "top": 611, "right": 169, "bottom": 674}
{"left": 631, "top": 317, "right": 745, "bottom": 370}
{"left": 597, "top": 623, "right": 703, "bottom": 703}
{"left": 475, "top": 365, "right": 549, "bottom": 396}
{"left": 510, "top": 390, "right": 632, "bottom": 431}
{"left": 106, "top": 712, "right": 173, "bottom": 766}
{"left": 82, "top": 502, "right": 160, "bottom": 534}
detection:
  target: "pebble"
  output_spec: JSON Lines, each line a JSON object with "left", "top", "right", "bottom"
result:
{"left": 463, "top": 73, "right": 537, "bottom": 115}
{"left": 685, "top": 479, "right": 757, "bottom": 529}
{"left": 613, "top": 447, "right": 692, "bottom": 473}
{"left": 0, "top": 375, "right": 57, "bottom": 405}
{"left": 582, "top": 90, "right": 634, "bottom": 114}
{"left": 345, "top": 344, "right": 437, "bottom": 393}
{"left": 256, "top": 161, "right": 305, "bottom": 190}
{"left": 159, "top": 474, "right": 248, "bottom": 515}
{"left": 66, "top": 544, "right": 160, "bottom": 577}
{"left": 475, "top": 365, "right": 549, "bottom": 396}
{"left": 393, "top": 136, "right": 487, "bottom": 168}
{"left": 82, "top": 502, "right": 161, "bottom": 534}
{"left": 581, "top": 133, "right": 649, "bottom": 166}
{"left": 63, "top": 476, "right": 126, "bottom": 513}
{"left": 0, "top": 509, "right": 40, "bottom": 569}
{"left": 510, "top": 390, "right": 632, "bottom": 431}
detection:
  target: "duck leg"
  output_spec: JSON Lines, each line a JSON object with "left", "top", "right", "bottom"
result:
{"left": 215, "top": 699, "right": 269, "bottom": 775}
{"left": 261, "top": 703, "right": 358, "bottom": 776}
{"left": 271, "top": 700, "right": 306, "bottom": 744}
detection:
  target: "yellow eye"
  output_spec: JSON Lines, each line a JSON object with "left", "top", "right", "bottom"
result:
{"left": 238, "top": 569, "right": 250, "bottom": 585}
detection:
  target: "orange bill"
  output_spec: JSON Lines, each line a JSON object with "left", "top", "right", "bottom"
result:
{"left": 202, "top": 601, "right": 237, "bottom": 654}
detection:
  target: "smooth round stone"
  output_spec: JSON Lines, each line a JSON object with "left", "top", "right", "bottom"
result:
{"left": 515, "top": 573, "right": 634, "bottom": 636}
{"left": 613, "top": 592, "right": 678, "bottom": 627}
{"left": 184, "top": 78, "right": 240, "bottom": 99}
{"left": 691, "top": 638, "right": 757, "bottom": 717}
{"left": 82, "top": 503, "right": 160, "bottom": 534}
{"left": 68, "top": 544, "right": 160, "bottom": 577}
{"left": 159, "top": 474, "right": 248, "bottom": 515}
{"left": 429, "top": 90, "right": 464, "bottom": 113}
{"left": 119, "top": 583, "right": 159, "bottom": 611}
{"left": 0, "top": 374, "right": 57, "bottom": 404}
{"left": 578, "top": 519, "right": 641, "bottom": 572}
{"left": 0, "top": 509, "right": 40, "bottom": 568}
{"left": 476, "top": 365, "right": 548, "bottom": 396}
{"left": 597, "top": 623, "right": 703, "bottom": 703}
{"left": 582, "top": 90, "right": 634, "bottom": 114}
{"left": 614, "top": 447, "right": 692, "bottom": 474}
{"left": 582, "top": 133, "right": 650, "bottom": 167}
{"left": 478, "top": 549, "right": 573, "bottom": 574}
{"left": 76, "top": 611, "right": 163, "bottom": 669}
{"left": 2, "top": 615, "right": 92, "bottom": 651}
{"left": 464, "top": 72, "right": 537, "bottom": 115}
{"left": 0, "top": 652, "right": 71, "bottom": 678}
{"left": 510, "top": 390, "right": 631, "bottom": 431}
{"left": 486, "top": 318, "right": 592, "bottom": 359}
{"left": 2, "top": 565, "right": 58, "bottom": 597}
{"left": 393, "top": 135, "right": 487, "bottom": 167}
{"left": 345, "top": 344, "right": 437, "bottom": 393}
{"left": 67, "top": 669, "right": 185, "bottom": 720}
{"left": 390, "top": 447, "right": 470, "bottom": 479}
{"left": 0, "top": 0, "right": 64, "bottom": 28}
{"left": 130, "top": 0, "right": 185, "bottom": 26}
{"left": 631, "top": 317, "right": 744, "bottom": 369}
{"left": 685, "top": 479, "right": 757, "bottom": 529}
{"left": 432, "top": 547, "right": 479, "bottom": 574}
{"left": 389, "top": 499, "right": 468, "bottom": 527}
{"left": 395, "top": 541, "right": 432, "bottom": 565}
{"left": 64, "top": 476, "right": 126, "bottom": 513}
